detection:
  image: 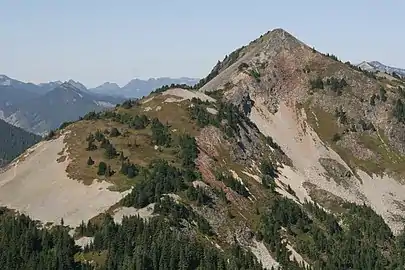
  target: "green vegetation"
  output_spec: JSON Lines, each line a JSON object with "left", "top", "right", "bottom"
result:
{"left": 104, "top": 143, "right": 118, "bottom": 159}
{"left": 189, "top": 99, "right": 218, "bottom": 127}
{"left": 257, "top": 194, "right": 405, "bottom": 269}
{"left": 81, "top": 110, "right": 150, "bottom": 131}
{"left": 121, "top": 159, "right": 187, "bottom": 208}
{"left": 325, "top": 77, "right": 348, "bottom": 95}
{"left": 249, "top": 69, "right": 261, "bottom": 82}
{"left": 398, "top": 86, "right": 405, "bottom": 99}
{"left": 0, "top": 119, "right": 41, "bottom": 166}
{"left": 86, "top": 140, "right": 97, "bottom": 151}
{"left": 0, "top": 206, "right": 262, "bottom": 270}
{"left": 392, "top": 72, "right": 401, "bottom": 79}
{"left": 179, "top": 134, "right": 199, "bottom": 169}
{"left": 380, "top": 86, "right": 388, "bottom": 102}
{"left": 151, "top": 83, "right": 193, "bottom": 94}
{"left": 304, "top": 102, "right": 405, "bottom": 176}
{"left": 151, "top": 118, "right": 171, "bottom": 146}
{"left": 238, "top": 62, "right": 249, "bottom": 71}
{"left": 119, "top": 161, "right": 139, "bottom": 178}
{"left": 206, "top": 88, "right": 225, "bottom": 100}
{"left": 260, "top": 159, "right": 278, "bottom": 190}
{"left": 0, "top": 208, "right": 83, "bottom": 269}
{"left": 59, "top": 120, "right": 74, "bottom": 130}
{"left": 97, "top": 161, "right": 107, "bottom": 175}
{"left": 120, "top": 99, "right": 135, "bottom": 109}
{"left": 370, "top": 94, "right": 377, "bottom": 106}
{"left": 186, "top": 186, "right": 212, "bottom": 206}
{"left": 45, "top": 129, "right": 56, "bottom": 140}
{"left": 358, "top": 132, "right": 405, "bottom": 175}
{"left": 154, "top": 196, "right": 214, "bottom": 236}
{"left": 334, "top": 106, "right": 348, "bottom": 124}
{"left": 189, "top": 98, "right": 258, "bottom": 139}
{"left": 393, "top": 99, "right": 405, "bottom": 123}
{"left": 324, "top": 53, "right": 339, "bottom": 61}
{"left": 78, "top": 211, "right": 262, "bottom": 269}
{"left": 309, "top": 76, "right": 348, "bottom": 95}
{"left": 309, "top": 76, "right": 324, "bottom": 90}
{"left": 332, "top": 133, "right": 341, "bottom": 142}
{"left": 216, "top": 172, "right": 249, "bottom": 197}
{"left": 109, "top": 127, "right": 120, "bottom": 137}
{"left": 87, "top": 156, "right": 94, "bottom": 165}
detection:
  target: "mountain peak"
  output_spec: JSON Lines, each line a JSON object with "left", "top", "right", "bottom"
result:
{"left": 0, "top": 74, "right": 11, "bottom": 80}
{"left": 0, "top": 75, "right": 12, "bottom": 86}
{"left": 101, "top": 82, "right": 119, "bottom": 87}
{"left": 262, "top": 28, "right": 302, "bottom": 46}
{"left": 268, "top": 28, "right": 290, "bottom": 36}
{"left": 357, "top": 61, "right": 376, "bottom": 72}
{"left": 360, "top": 61, "right": 405, "bottom": 77}
{"left": 369, "top": 60, "right": 383, "bottom": 66}
{"left": 66, "top": 80, "right": 87, "bottom": 91}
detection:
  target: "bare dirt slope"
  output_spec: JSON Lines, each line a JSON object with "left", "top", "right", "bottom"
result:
{"left": 0, "top": 134, "right": 128, "bottom": 227}
{"left": 198, "top": 28, "right": 405, "bottom": 234}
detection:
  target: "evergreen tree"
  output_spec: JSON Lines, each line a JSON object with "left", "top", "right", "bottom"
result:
{"left": 104, "top": 143, "right": 117, "bottom": 159}
{"left": 97, "top": 161, "right": 107, "bottom": 175}
{"left": 393, "top": 99, "right": 405, "bottom": 123}
{"left": 151, "top": 118, "right": 171, "bottom": 146}
{"left": 87, "top": 156, "right": 95, "bottom": 165}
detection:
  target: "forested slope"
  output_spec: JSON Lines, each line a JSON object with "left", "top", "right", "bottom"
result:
{"left": 0, "top": 119, "right": 41, "bottom": 167}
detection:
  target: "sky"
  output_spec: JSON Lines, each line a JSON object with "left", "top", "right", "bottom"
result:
{"left": 1, "top": 0, "right": 404, "bottom": 88}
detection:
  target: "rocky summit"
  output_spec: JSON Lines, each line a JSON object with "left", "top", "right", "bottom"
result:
{"left": 2, "top": 28, "right": 405, "bottom": 269}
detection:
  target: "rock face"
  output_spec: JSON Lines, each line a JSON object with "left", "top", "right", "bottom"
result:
{"left": 198, "top": 28, "right": 405, "bottom": 234}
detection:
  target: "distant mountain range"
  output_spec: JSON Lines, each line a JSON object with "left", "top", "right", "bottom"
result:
{"left": 0, "top": 75, "right": 199, "bottom": 135}
{"left": 89, "top": 77, "right": 199, "bottom": 98}
{"left": 357, "top": 61, "right": 405, "bottom": 78}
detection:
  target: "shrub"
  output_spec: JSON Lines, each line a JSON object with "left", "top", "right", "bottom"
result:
{"left": 97, "top": 162, "right": 107, "bottom": 175}
{"left": 121, "top": 99, "right": 133, "bottom": 109}
{"left": 249, "top": 69, "right": 261, "bottom": 82}
{"left": 393, "top": 99, "right": 405, "bottom": 123}
{"left": 87, "top": 156, "right": 95, "bottom": 165}
{"left": 86, "top": 141, "right": 97, "bottom": 151}
{"left": 332, "top": 133, "right": 341, "bottom": 142}
{"left": 151, "top": 118, "right": 171, "bottom": 146}
{"left": 310, "top": 77, "right": 324, "bottom": 89}
{"left": 379, "top": 87, "right": 387, "bottom": 102}
{"left": 238, "top": 62, "right": 249, "bottom": 71}
{"left": 104, "top": 144, "right": 117, "bottom": 159}
{"left": 110, "top": 127, "right": 120, "bottom": 137}
{"left": 59, "top": 121, "right": 74, "bottom": 130}
{"left": 94, "top": 130, "right": 104, "bottom": 142}
{"left": 45, "top": 130, "right": 56, "bottom": 140}
{"left": 370, "top": 94, "right": 377, "bottom": 106}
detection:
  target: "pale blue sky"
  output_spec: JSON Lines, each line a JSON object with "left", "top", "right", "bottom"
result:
{"left": 1, "top": 0, "right": 404, "bottom": 87}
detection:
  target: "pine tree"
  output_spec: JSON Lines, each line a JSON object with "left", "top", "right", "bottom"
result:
{"left": 104, "top": 144, "right": 117, "bottom": 159}
{"left": 97, "top": 162, "right": 107, "bottom": 175}
{"left": 106, "top": 165, "right": 113, "bottom": 177}
{"left": 87, "top": 156, "right": 94, "bottom": 165}
{"left": 120, "top": 162, "right": 129, "bottom": 175}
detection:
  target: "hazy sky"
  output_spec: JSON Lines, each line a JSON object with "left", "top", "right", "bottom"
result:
{"left": 1, "top": 0, "right": 404, "bottom": 87}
